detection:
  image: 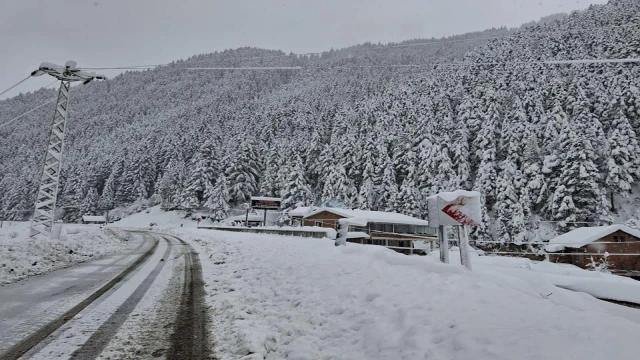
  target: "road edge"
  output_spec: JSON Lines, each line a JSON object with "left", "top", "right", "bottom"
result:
{"left": 0, "top": 232, "right": 159, "bottom": 360}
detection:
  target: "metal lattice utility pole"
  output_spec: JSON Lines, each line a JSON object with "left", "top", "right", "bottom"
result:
{"left": 29, "top": 61, "right": 105, "bottom": 239}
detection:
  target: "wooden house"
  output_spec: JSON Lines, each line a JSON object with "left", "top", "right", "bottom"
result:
{"left": 545, "top": 225, "right": 640, "bottom": 277}
{"left": 303, "top": 208, "right": 436, "bottom": 254}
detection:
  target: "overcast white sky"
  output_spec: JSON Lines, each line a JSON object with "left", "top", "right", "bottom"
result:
{"left": 1, "top": 0, "right": 607, "bottom": 99}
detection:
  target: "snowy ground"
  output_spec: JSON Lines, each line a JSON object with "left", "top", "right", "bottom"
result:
{"left": 169, "top": 228, "right": 640, "bottom": 360}
{"left": 429, "top": 248, "right": 640, "bottom": 304}
{"left": 111, "top": 205, "right": 195, "bottom": 230}
{"left": 0, "top": 222, "right": 135, "bottom": 285}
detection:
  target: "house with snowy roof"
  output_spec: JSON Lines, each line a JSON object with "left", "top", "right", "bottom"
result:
{"left": 545, "top": 224, "right": 640, "bottom": 277}
{"left": 303, "top": 208, "right": 437, "bottom": 254}
{"left": 288, "top": 206, "right": 314, "bottom": 226}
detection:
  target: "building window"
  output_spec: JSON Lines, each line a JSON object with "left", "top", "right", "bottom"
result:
{"left": 613, "top": 236, "right": 625, "bottom": 243}
{"left": 315, "top": 221, "right": 322, "bottom": 227}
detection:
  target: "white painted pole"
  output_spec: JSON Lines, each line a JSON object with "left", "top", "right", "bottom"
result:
{"left": 459, "top": 226, "right": 472, "bottom": 270}
{"left": 438, "top": 225, "right": 449, "bottom": 264}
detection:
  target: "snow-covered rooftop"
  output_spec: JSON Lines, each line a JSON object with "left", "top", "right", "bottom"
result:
{"left": 304, "top": 208, "right": 429, "bottom": 226}
{"left": 545, "top": 224, "right": 640, "bottom": 252}
{"left": 289, "top": 206, "right": 313, "bottom": 217}
{"left": 82, "top": 216, "right": 106, "bottom": 222}
{"left": 426, "top": 190, "right": 481, "bottom": 202}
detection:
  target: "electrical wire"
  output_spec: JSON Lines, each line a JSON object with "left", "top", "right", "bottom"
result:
{"left": 80, "top": 64, "right": 164, "bottom": 70}
{"left": 0, "top": 75, "right": 32, "bottom": 97}
{"left": 186, "top": 66, "right": 304, "bottom": 70}
{"left": 0, "top": 98, "right": 55, "bottom": 129}
{"left": 384, "top": 23, "right": 638, "bottom": 49}
{"left": 81, "top": 57, "right": 640, "bottom": 73}
{"left": 75, "top": 23, "right": 640, "bottom": 71}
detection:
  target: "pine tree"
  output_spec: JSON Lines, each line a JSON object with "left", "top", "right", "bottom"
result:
{"left": 450, "top": 123, "right": 471, "bottom": 190}
{"left": 225, "top": 142, "right": 261, "bottom": 205}
{"left": 376, "top": 161, "right": 399, "bottom": 212}
{"left": 156, "top": 157, "right": 186, "bottom": 208}
{"left": 606, "top": 110, "right": 639, "bottom": 210}
{"left": 473, "top": 104, "right": 498, "bottom": 209}
{"left": 494, "top": 160, "right": 527, "bottom": 244}
{"left": 82, "top": 188, "right": 99, "bottom": 216}
{"left": 552, "top": 122, "right": 605, "bottom": 233}
{"left": 395, "top": 165, "right": 422, "bottom": 218}
{"left": 204, "top": 175, "right": 230, "bottom": 221}
{"left": 280, "top": 154, "right": 313, "bottom": 212}
{"left": 321, "top": 162, "right": 356, "bottom": 208}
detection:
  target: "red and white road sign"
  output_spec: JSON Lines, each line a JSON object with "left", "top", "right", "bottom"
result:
{"left": 427, "top": 190, "right": 482, "bottom": 226}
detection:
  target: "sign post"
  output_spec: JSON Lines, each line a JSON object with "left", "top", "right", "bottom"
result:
{"left": 458, "top": 226, "right": 472, "bottom": 271}
{"left": 250, "top": 197, "right": 282, "bottom": 227}
{"left": 428, "top": 190, "right": 481, "bottom": 270}
{"left": 438, "top": 225, "right": 449, "bottom": 264}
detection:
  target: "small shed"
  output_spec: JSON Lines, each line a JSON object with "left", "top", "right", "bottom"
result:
{"left": 82, "top": 215, "right": 107, "bottom": 225}
{"left": 545, "top": 224, "right": 640, "bottom": 276}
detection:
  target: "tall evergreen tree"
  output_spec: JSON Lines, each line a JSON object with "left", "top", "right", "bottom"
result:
{"left": 204, "top": 175, "right": 230, "bottom": 220}
{"left": 280, "top": 154, "right": 313, "bottom": 212}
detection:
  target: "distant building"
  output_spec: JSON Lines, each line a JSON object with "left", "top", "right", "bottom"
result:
{"left": 288, "top": 206, "right": 314, "bottom": 226}
{"left": 82, "top": 215, "right": 107, "bottom": 225}
{"left": 545, "top": 225, "right": 640, "bottom": 277}
{"left": 303, "top": 208, "right": 436, "bottom": 254}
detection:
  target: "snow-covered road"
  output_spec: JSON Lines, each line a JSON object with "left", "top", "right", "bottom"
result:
{"left": 0, "top": 232, "right": 152, "bottom": 355}
{"left": 0, "top": 230, "right": 209, "bottom": 360}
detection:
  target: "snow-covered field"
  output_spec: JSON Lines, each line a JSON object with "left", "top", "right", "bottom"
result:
{"left": 0, "top": 222, "right": 134, "bottom": 285}
{"left": 169, "top": 228, "right": 640, "bottom": 360}
{"left": 429, "top": 247, "right": 640, "bottom": 305}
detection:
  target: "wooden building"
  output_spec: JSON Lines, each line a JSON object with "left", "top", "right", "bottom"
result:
{"left": 303, "top": 208, "right": 436, "bottom": 254}
{"left": 545, "top": 225, "right": 640, "bottom": 277}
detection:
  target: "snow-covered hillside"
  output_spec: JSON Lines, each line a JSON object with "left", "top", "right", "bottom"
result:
{"left": 170, "top": 228, "right": 640, "bottom": 360}
{"left": 2, "top": 0, "right": 640, "bottom": 246}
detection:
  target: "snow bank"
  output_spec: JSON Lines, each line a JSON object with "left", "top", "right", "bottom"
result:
{"left": 433, "top": 250, "right": 640, "bottom": 305}
{"left": 172, "top": 229, "right": 640, "bottom": 360}
{"left": 0, "top": 224, "right": 134, "bottom": 285}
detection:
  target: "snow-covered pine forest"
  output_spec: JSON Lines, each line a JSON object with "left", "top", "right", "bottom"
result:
{"left": 2, "top": 0, "right": 640, "bottom": 245}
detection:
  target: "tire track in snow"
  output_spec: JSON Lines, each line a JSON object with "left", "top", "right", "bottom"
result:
{"left": 69, "top": 235, "right": 173, "bottom": 359}
{"left": 165, "top": 234, "right": 209, "bottom": 360}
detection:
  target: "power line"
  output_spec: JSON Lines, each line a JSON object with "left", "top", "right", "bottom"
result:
{"left": 0, "top": 75, "right": 31, "bottom": 97}
{"left": 180, "top": 58, "right": 640, "bottom": 72}
{"left": 385, "top": 23, "right": 638, "bottom": 49}
{"left": 0, "top": 98, "right": 55, "bottom": 129}
{"left": 75, "top": 24, "right": 640, "bottom": 72}
{"left": 80, "top": 56, "right": 640, "bottom": 73}
{"left": 80, "top": 64, "right": 164, "bottom": 70}
{"left": 185, "top": 66, "right": 304, "bottom": 70}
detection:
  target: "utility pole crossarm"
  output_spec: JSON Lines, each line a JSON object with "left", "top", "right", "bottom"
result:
{"left": 28, "top": 61, "right": 105, "bottom": 239}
